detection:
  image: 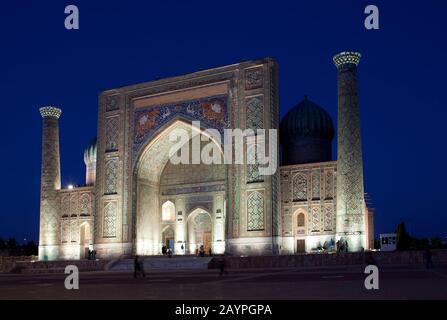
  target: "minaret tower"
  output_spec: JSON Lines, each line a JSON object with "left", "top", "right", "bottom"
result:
{"left": 333, "top": 52, "right": 366, "bottom": 251}
{"left": 38, "top": 106, "right": 62, "bottom": 260}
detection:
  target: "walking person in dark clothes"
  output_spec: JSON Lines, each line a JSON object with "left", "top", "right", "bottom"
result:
{"left": 134, "top": 255, "right": 146, "bottom": 278}
{"left": 424, "top": 247, "right": 434, "bottom": 269}
{"left": 219, "top": 258, "right": 228, "bottom": 276}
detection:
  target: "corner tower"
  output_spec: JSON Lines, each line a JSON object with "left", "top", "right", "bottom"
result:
{"left": 333, "top": 52, "right": 366, "bottom": 251}
{"left": 38, "top": 106, "right": 62, "bottom": 260}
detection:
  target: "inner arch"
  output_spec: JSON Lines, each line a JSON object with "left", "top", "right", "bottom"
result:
{"left": 134, "top": 119, "right": 225, "bottom": 256}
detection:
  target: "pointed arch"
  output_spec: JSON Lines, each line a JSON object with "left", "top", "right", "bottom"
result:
{"left": 161, "top": 201, "right": 175, "bottom": 222}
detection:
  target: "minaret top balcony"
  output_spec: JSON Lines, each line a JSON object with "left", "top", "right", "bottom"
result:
{"left": 39, "top": 106, "right": 62, "bottom": 119}
{"left": 333, "top": 52, "right": 361, "bottom": 69}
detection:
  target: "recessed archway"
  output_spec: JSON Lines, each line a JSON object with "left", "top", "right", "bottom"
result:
{"left": 79, "top": 222, "right": 91, "bottom": 259}
{"left": 187, "top": 208, "right": 213, "bottom": 255}
{"left": 161, "top": 225, "right": 175, "bottom": 252}
{"left": 134, "top": 119, "right": 224, "bottom": 256}
{"left": 292, "top": 209, "right": 307, "bottom": 253}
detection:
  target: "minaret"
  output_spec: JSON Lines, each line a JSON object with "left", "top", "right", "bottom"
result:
{"left": 333, "top": 52, "right": 366, "bottom": 251}
{"left": 38, "top": 106, "right": 62, "bottom": 260}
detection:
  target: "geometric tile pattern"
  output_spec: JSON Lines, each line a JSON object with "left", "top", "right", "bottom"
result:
{"left": 292, "top": 173, "right": 307, "bottom": 201}
{"left": 70, "top": 220, "right": 78, "bottom": 242}
{"left": 104, "top": 159, "right": 118, "bottom": 195}
{"left": 105, "top": 117, "right": 119, "bottom": 152}
{"left": 246, "top": 97, "right": 264, "bottom": 130}
{"left": 39, "top": 116, "right": 61, "bottom": 249}
{"left": 311, "top": 207, "right": 320, "bottom": 232}
{"left": 325, "top": 171, "right": 334, "bottom": 199}
{"left": 323, "top": 205, "right": 333, "bottom": 231}
{"left": 103, "top": 202, "right": 117, "bottom": 238}
{"left": 312, "top": 171, "right": 320, "bottom": 200}
{"left": 70, "top": 194, "right": 78, "bottom": 216}
{"left": 61, "top": 220, "right": 70, "bottom": 242}
{"left": 247, "top": 191, "right": 264, "bottom": 231}
{"left": 61, "top": 196, "right": 69, "bottom": 216}
{"left": 80, "top": 193, "right": 90, "bottom": 216}
{"left": 335, "top": 62, "right": 365, "bottom": 235}
{"left": 246, "top": 145, "right": 263, "bottom": 183}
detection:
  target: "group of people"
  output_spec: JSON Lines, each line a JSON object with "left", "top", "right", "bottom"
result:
{"left": 336, "top": 239, "right": 349, "bottom": 253}
{"left": 87, "top": 249, "right": 97, "bottom": 260}
{"left": 161, "top": 245, "right": 173, "bottom": 257}
{"left": 196, "top": 245, "right": 212, "bottom": 257}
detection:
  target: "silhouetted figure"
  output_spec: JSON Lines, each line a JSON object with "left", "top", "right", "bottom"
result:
{"left": 181, "top": 244, "right": 184, "bottom": 253}
{"left": 345, "top": 241, "right": 349, "bottom": 253}
{"left": 162, "top": 245, "right": 167, "bottom": 255}
{"left": 219, "top": 258, "right": 228, "bottom": 276}
{"left": 88, "top": 250, "right": 92, "bottom": 260}
{"left": 209, "top": 247, "right": 212, "bottom": 257}
{"left": 134, "top": 255, "right": 146, "bottom": 278}
{"left": 340, "top": 241, "right": 345, "bottom": 253}
{"left": 424, "top": 248, "right": 433, "bottom": 269}
{"left": 336, "top": 240, "right": 341, "bottom": 252}
{"left": 199, "top": 245, "right": 205, "bottom": 257}
{"left": 364, "top": 251, "right": 376, "bottom": 266}
{"left": 167, "top": 248, "right": 173, "bottom": 258}
{"left": 92, "top": 250, "right": 97, "bottom": 260}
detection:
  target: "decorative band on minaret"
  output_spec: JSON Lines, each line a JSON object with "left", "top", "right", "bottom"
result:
{"left": 38, "top": 106, "right": 62, "bottom": 261}
{"left": 333, "top": 52, "right": 366, "bottom": 251}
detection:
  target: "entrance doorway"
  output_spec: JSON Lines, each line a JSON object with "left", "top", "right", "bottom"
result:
{"left": 80, "top": 222, "right": 91, "bottom": 259}
{"left": 296, "top": 239, "right": 305, "bottom": 253}
{"left": 187, "top": 209, "right": 212, "bottom": 254}
{"left": 162, "top": 227, "right": 175, "bottom": 253}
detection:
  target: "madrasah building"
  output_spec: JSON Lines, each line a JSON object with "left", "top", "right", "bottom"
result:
{"left": 37, "top": 52, "right": 374, "bottom": 261}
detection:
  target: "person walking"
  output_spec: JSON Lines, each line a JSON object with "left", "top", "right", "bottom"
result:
{"left": 134, "top": 255, "right": 146, "bottom": 278}
{"left": 219, "top": 258, "right": 228, "bottom": 276}
{"left": 424, "top": 248, "right": 434, "bottom": 269}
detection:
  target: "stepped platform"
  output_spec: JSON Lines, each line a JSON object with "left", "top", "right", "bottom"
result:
{"left": 107, "top": 256, "right": 213, "bottom": 271}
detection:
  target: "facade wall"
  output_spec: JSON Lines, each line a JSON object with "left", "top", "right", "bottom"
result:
{"left": 38, "top": 58, "right": 373, "bottom": 260}
{"left": 59, "top": 187, "right": 95, "bottom": 260}
{"left": 93, "top": 58, "right": 280, "bottom": 258}
{"left": 279, "top": 161, "right": 337, "bottom": 253}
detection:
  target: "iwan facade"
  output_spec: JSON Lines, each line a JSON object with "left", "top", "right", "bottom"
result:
{"left": 38, "top": 53, "right": 374, "bottom": 261}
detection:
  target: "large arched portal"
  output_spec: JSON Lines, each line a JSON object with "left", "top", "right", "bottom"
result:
{"left": 134, "top": 120, "right": 226, "bottom": 256}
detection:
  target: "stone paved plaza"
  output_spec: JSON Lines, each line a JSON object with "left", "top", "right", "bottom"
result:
{"left": 1, "top": 265, "right": 446, "bottom": 300}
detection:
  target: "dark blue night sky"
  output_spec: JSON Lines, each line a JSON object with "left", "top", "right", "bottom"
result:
{"left": 1, "top": 0, "right": 446, "bottom": 242}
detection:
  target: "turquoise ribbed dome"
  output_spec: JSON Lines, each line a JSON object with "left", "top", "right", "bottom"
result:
{"left": 83, "top": 138, "right": 97, "bottom": 165}
{"left": 280, "top": 97, "right": 334, "bottom": 141}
